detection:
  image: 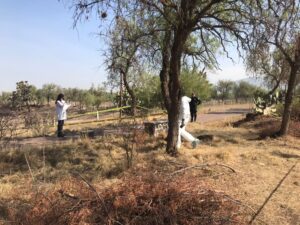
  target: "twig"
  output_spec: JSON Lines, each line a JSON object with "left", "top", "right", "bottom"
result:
{"left": 249, "top": 162, "right": 298, "bottom": 224}
{"left": 223, "top": 195, "right": 268, "bottom": 225}
{"left": 170, "top": 163, "right": 236, "bottom": 176}
{"left": 24, "top": 153, "right": 34, "bottom": 182}
{"left": 43, "top": 147, "right": 46, "bottom": 183}
{"left": 74, "top": 172, "right": 109, "bottom": 216}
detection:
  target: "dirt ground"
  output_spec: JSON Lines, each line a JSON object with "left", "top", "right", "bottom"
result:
{"left": 0, "top": 104, "right": 299, "bottom": 224}
{"left": 181, "top": 118, "right": 300, "bottom": 225}
{"left": 9, "top": 103, "right": 252, "bottom": 146}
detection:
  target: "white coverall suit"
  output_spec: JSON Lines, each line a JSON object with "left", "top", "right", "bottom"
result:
{"left": 176, "top": 96, "right": 198, "bottom": 149}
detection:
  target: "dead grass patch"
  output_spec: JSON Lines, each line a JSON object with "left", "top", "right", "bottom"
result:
{"left": 233, "top": 114, "right": 300, "bottom": 139}
{"left": 5, "top": 173, "right": 246, "bottom": 225}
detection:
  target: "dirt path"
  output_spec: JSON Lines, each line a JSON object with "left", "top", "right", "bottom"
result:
{"left": 9, "top": 106, "right": 251, "bottom": 146}
{"left": 197, "top": 107, "right": 251, "bottom": 124}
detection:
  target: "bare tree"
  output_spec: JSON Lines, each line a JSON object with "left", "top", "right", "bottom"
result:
{"left": 249, "top": 0, "right": 300, "bottom": 136}
{"left": 105, "top": 16, "right": 150, "bottom": 116}
{"left": 246, "top": 47, "right": 290, "bottom": 95}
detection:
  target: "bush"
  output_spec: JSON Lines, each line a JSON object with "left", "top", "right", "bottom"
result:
{"left": 24, "top": 113, "right": 52, "bottom": 136}
{"left": 0, "top": 113, "right": 18, "bottom": 142}
{"left": 276, "top": 98, "right": 300, "bottom": 121}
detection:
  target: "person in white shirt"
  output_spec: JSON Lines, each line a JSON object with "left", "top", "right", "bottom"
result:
{"left": 177, "top": 95, "right": 200, "bottom": 149}
{"left": 55, "top": 93, "right": 70, "bottom": 137}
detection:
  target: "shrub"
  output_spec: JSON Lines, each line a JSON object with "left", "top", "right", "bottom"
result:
{"left": 276, "top": 98, "right": 300, "bottom": 121}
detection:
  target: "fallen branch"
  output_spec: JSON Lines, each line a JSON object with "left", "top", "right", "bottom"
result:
{"left": 170, "top": 163, "right": 236, "bottom": 176}
{"left": 249, "top": 162, "right": 298, "bottom": 224}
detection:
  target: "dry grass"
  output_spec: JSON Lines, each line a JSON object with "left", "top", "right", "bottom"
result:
{"left": 4, "top": 174, "right": 246, "bottom": 225}
{"left": 0, "top": 114, "right": 299, "bottom": 224}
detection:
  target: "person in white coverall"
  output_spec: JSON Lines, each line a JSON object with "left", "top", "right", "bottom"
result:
{"left": 55, "top": 93, "right": 70, "bottom": 137}
{"left": 177, "top": 96, "right": 200, "bottom": 149}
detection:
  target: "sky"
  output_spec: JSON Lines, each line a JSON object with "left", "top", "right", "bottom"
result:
{"left": 0, "top": 0, "right": 248, "bottom": 92}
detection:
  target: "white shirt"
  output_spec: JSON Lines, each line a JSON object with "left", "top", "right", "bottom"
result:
{"left": 179, "top": 96, "right": 191, "bottom": 120}
{"left": 56, "top": 100, "right": 70, "bottom": 121}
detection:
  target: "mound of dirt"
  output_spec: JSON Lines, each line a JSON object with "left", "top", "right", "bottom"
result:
{"left": 6, "top": 173, "right": 246, "bottom": 225}
{"left": 233, "top": 114, "right": 300, "bottom": 138}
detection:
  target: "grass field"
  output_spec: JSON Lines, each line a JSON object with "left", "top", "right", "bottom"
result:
{"left": 0, "top": 106, "right": 299, "bottom": 224}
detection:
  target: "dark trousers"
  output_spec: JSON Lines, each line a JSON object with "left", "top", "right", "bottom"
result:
{"left": 57, "top": 120, "right": 64, "bottom": 137}
{"left": 191, "top": 111, "right": 197, "bottom": 122}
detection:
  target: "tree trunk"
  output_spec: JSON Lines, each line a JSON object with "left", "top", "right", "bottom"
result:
{"left": 267, "top": 78, "right": 281, "bottom": 96}
{"left": 122, "top": 71, "right": 137, "bottom": 116}
{"left": 159, "top": 30, "right": 172, "bottom": 111}
{"left": 161, "top": 1, "right": 198, "bottom": 155}
{"left": 166, "top": 27, "right": 189, "bottom": 155}
{"left": 279, "top": 37, "right": 300, "bottom": 136}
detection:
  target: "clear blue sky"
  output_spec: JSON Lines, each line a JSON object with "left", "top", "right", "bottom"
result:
{"left": 0, "top": 0, "right": 247, "bottom": 92}
{"left": 0, "top": 0, "right": 106, "bottom": 92}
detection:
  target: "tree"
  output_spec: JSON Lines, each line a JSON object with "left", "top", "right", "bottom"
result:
{"left": 10, "top": 81, "right": 35, "bottom": 111}
{"left": 106, "top": 17, "right": 144, "bottom": 116}
{"left": 215, "top": 80, "right": 235, "bottom": 102}
{"left": 72, "top": 0, "right": 254, "bottom": 155}
{"left": 247, "top": 48, "right": 290, "bottom": 95}
{"left": 233, "top": 81, "right": 257, "bottom": 102}
{"left": 63, "top": 88, "right": 81, "bottom": 105}
{"left": 135, "top": 73, "right": 163, "bottom": 108}
{"left": 180, "top": 68, "right": 212, "bottom": 100}
{"left": 34, "top": 88, "right": 46, "bottom": 106}
{"left": 42, "top": 83, "right": 61, "bottom": 105}
{"left": 89, "top": 85, "right": 107, "bottom": 110}
{"left": 0, "top": 92, "right": 11, "bottom": 106}
{"left": 249, "top": 0, "right": 300, "bottom": 136}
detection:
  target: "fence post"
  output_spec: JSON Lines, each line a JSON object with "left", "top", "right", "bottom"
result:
{"left": 97, "top": 111, "right": 99, "bottom": 121}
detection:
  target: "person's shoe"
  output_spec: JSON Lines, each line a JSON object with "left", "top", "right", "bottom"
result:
{"left": 192, "top": 139, "right": 201, "bottom": 149}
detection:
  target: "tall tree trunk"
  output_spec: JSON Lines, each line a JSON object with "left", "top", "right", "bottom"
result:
{"left": 279, "top": 66, "right": 298, "bottom": 135}
{"left": 159, "top": 30, "right": 172, "bottom": 111}
{"left": 122, "top": 71, "right": 137, "bottom": 116}
{"left": 161, "top": 0, "right": 198, "bottom": 155}
{"left": 166, "top": 28, "right": 189, "bottom": 155}
{"left": 279, "top": 36, "right": 300, "bottom": 136}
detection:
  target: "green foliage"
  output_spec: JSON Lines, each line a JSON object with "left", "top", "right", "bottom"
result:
{"left": 42, "top": 84, "right": 61, "bottom": 105}
{"left": 63, "top": 85, "right": 111, "bottom": 111}
{"left": 0, "top": 92, "right": 11, "bottom": 106}
{"left": 253, "top": 88, "right": 268, "bottom": 99}
{"left": 180, "top": 68, "right": 212, "bottom": 101}
{"left": 233, "top": 81, "right": 258, "bottom": 101}
{"left": 276, "top": 98, "right": 300, "bottom": 120}
{"left": 88, "top": 85, "right": 109, "bottom": 109}
{"left": 10, "top": 81, "right": 36, "bottom": 111}
{"left": 135, "top": 73, "right": 163, "bottom": 108}
{"left": 4, "top": 81, "right": 113, "bottom": 111}
{"left": 214, "top": 80, "right": 235, "bottom": 101}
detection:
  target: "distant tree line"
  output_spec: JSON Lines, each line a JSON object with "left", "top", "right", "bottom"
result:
{"left": 0, "top": 72, "right": 266, "bottom": 112}
{"left": 0, "top": 81, "right": 112, "bottom": 112}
